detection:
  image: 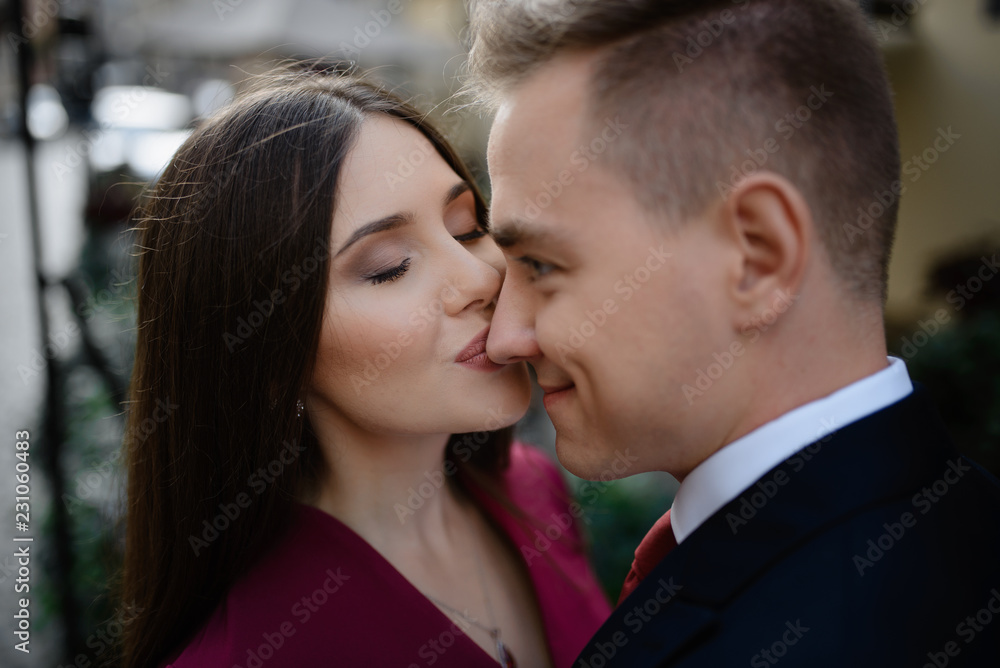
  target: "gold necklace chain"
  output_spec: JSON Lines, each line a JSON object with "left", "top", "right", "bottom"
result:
{"left": 422, "top": 506, "right": 517, "bottom": 668}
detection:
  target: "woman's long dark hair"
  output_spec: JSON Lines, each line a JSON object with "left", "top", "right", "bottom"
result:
{"left": 119, "top": 64, "right": 512, "bottom": 668}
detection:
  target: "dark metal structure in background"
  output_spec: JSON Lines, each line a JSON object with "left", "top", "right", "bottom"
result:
{"left": 10, "top": 0, "right": 82, "bottom": 661}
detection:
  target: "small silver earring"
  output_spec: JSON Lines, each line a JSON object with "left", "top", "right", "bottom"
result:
{"left": 295, "top": 398, "right": 305, "bottom": 418}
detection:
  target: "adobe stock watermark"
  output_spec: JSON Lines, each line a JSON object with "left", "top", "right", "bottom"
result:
{"left": 231, "top": 568, "right": 350, "bottom": 668}
{"left": 671, "top": 0, "right": 750, "bottom": 73}
{"left": 406, "top": 618, "right": 475, "bottom": 668}
{"left": 521, "top": 0, "right": 589, "bottom": 27}
{"left": 682, "top": 288, "right": 798, "bottom": 404}
{"left": 52, "top": 64, "right": 170, "bottom": 182}
{"left": 0, "top": 554, "right": 19, "bottom": 587}
{"left": 843, "top": 126, "right": 961, "bottom": 245}
{"left": 62, "top": 398, "right": 177, "bottom": 514}
{"left": 852, "top": 458, "right": 971, "bottom": 576}
{"left": 188, "top": 439, "right": 308, "bottom": 555}
{"left": 571, "top": 447, "right": 645, "bottom": 513}
{"left": 522, "top": 116, "right": 629, "bottom": 221}
{"left": 866, "top": 0, "right": 929, "bottom": 43}
{"left": 898, "top": 252, "right": 999, "bottom": 360}
{"left": 6, "top": 0, "right": 69, "bottom": 53}
{"left": 188, "top": 158, "right": 243, "bottom": 223}
{"left": 576, "top": 576, "right": 683, "bottom": 668}
{"left": 214, "top": 0, "right": 409, "bottom": 26}
{"left": 725, "top": 417, "right": 840, "bottom": 534}
{"left": 213, "top": 0, "right": 246, "bottom": 21}
{"left": 750, "top": 620, "right": 811, "bottom": 667}
{"left": 519, "top": 449, "right": 639, "bottom": 566}
{"left": 130, "top": 396, "right": 179, "bottom": 442}
{"left": 56, "top": 603, "right": 143, "bottom": 668}
{"left": 716, "top": 85, "right": 835, "bottom": 199}
{"left": 18, "top": 266, "right": 135, "bottom": 386}
{"left": 350, "top": 277, "right": 469, "bottom": 395}
{"left": 223, "top": 238, "right": 330, "bottom": 352}
{"left": 63, "top": 450, "right": 122, "bottom": 516}
{"left": 74, "top": 267, "right": 133, "bottom": 321}
{"left": 384, "top": 136, "right": 434, "bottom": 191}
{"left": 229, "top": 0, "right": 418, "bottom": 61}
{"left": 943, "top": 253, "right": 1000, "bottom": 313}
{"left": 16, "top": 321, "right": 80, "bottom": 385}
{"left": 921, "top": 588, "right": 1000, "bottom": 668}
{"left": 555, "top": 244, "right": 672, "bottom": 364}
{"left": 393, "top": 405, "right": 519, "bottom": 524}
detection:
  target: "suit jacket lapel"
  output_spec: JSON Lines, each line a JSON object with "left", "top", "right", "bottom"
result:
{"left": 577, "top": 386, "right": 961, "bottom": 666}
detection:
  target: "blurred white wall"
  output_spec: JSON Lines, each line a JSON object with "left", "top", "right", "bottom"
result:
{"left": 883, "top": 0, "right": 1000, "bottom": 322}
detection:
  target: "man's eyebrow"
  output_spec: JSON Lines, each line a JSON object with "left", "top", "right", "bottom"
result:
{"left": 490, "top": 218, "right": 567, "bottom": 250}
{"left": 335, "top": 213, "right": 413, "bottom": 258}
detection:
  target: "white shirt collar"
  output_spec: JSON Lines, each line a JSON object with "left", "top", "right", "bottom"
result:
{"left": 671, "top": 356, "right": 914, "bottom": 544}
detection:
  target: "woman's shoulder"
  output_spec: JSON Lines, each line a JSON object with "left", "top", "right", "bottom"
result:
{"left": 163, "top": 506, "right": 355, "bottom": 666}
{"left": 164, "top": 505, "right": 475, "bottom": 667}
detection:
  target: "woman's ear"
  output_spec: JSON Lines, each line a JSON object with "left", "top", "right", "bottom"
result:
{"left": 721, "top": 172, "right": 812, "bottom": 329}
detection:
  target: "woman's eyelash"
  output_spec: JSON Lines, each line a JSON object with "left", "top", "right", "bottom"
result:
{"left": 368, "top": 258, "right": 411, "bottom": 285}
{"left": 364, "top": 226, "right": 484, "bottom": 285}
{"left": 454, "top": 228, "right": 487, "bottom": 243}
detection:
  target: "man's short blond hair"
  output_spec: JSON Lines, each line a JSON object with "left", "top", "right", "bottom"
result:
{"left": 467, "top": 0, "right": 902, "bottom": 302}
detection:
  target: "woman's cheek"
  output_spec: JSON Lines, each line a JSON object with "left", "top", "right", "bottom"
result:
{"left": 408, "top": 310, "right": 430, "bottom": 331}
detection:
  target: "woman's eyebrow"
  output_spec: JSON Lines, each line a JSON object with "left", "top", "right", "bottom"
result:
{"left": 336, "top": 182, "right": 471, "bottom": 258}
{"left": 443, "top": 181, "right": 471, "bottom": 208}
{"left": 334, "top": 213, "right": 414, "bottom": 258}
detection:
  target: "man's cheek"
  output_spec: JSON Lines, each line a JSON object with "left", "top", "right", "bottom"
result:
{"left": 534, "top": 313, "right": 560, "bottom": 354}
{"left": 537, "top": 309, "right": 579, "bottom": 365}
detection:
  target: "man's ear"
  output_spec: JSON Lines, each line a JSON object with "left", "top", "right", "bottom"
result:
{"left": 721, "top": 172, "right": 813, "bottom": 329}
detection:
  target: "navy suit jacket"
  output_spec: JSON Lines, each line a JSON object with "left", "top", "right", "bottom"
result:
{"left": 576, "top": 386, "right": 1000, "bottom": 667}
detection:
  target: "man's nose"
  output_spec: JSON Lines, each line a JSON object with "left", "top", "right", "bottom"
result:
{"left": 486, "top": 274, "right": 541, "bottom": 364}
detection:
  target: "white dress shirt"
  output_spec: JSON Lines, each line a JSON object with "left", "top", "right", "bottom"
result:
{"left": 671, "top": 356, "right": 914, "bottom": 544}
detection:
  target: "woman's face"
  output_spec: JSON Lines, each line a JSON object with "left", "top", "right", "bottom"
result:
{"left": 308, "top": 114, "right": 531, "bottom": 437}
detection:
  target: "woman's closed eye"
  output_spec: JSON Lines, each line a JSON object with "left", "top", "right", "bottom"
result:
{"left": 366, "top": 257, "right": 411, "bottom": 285}
{"left": 360, "top": 221, "right": 485, "bottom": 287}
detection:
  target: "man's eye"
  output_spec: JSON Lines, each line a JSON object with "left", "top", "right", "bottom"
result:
{"left": 367, "top": 258, "right": 411, "bottom": 285}
{"left": 517, "top": 256, "right": 555, "bottom": 279}
{"left": 454, "top": 228, "right": 488, "bottom": 243}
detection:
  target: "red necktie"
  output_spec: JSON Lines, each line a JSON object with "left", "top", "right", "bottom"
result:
{"left": 618, "top": 508, "right": 678, "bottom": 604}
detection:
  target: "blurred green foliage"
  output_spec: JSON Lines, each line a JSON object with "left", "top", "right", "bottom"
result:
{"left": 572, "top": 477, "right": 673, "bottom": 602}
{"left": 891, "top": 242, "right": 1000, "bottom": 478}
{"left": 40, "top": 370, "right": 123, "bottom": 663}
{"left": 894, "top": 308, "right": 1000, "bottom": 478}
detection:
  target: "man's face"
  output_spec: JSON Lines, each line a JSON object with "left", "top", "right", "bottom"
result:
{"left": 486, "top": 53, "right": 736, "bottom": 481}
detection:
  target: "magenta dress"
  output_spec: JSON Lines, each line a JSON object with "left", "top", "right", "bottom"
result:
{"left": 165, "top": 443, "right": 611, "bottom": 667}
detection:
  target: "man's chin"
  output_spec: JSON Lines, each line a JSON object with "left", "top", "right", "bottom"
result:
{"left": 553, "top": 434, "right": 634, "bottom": 482}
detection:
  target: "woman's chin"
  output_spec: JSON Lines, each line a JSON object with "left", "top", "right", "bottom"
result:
{"left": 499, "top": 363, "right": 533, "bottom": 424}
{"left": 455, "top": 364, "right": 532, "bottom": 431}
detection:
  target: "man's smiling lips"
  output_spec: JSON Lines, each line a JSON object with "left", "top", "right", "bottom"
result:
{"left": 539, "top": 382, "right": 576, "bottom": 410}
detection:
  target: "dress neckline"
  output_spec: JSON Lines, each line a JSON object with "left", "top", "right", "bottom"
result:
{"left": 293, "top": 495, "right": 541, "bottom": 667}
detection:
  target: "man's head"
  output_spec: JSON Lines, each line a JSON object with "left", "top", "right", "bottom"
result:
{"left": 472, "top": 0, "right": 901, "bottom": 480}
